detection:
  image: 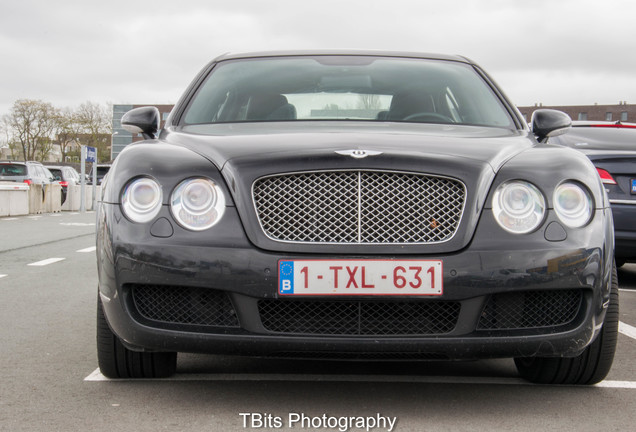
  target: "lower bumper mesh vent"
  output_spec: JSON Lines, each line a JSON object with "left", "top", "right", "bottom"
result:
{"left": 258, "top": 299, "right": 460, "bottom": 335}
{"left": 130, "top": 284, "right": 239, "bottom": 327}
{"left": 477, "top": 289, "right": 582, "bottom": 330}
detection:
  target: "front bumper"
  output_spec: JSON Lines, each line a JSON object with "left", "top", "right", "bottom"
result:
{"left": 97, "top": 203, "right": 614, "bottom": 360}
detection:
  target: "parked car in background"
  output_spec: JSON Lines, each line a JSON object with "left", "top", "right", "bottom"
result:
{"left": 550, "top": 121, "right": 636, "bottom": 267}
{"left": 88, "top": 164, "right": 111, "bottom": 185}
{"left": 96, "top": 51, "right": 618, "bottom": 385}
{"left": 0, "top": 161, "right": 56, "bottom": 185}
{"left": 47, "top": 165, "right": 81, "bottom": 204}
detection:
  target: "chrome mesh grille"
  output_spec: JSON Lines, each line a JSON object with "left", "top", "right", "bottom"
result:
{"left": 252, "top": 171, "right": 465, "bottom": 244}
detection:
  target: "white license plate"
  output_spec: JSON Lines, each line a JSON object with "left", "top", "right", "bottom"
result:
{"left": 278, "top": 259, "right": 443, "bottom": 296}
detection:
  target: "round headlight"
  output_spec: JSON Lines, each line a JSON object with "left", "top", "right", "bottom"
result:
{"left": 492, "top": 181, "right": 546, "bottom": 234}
{"left": 121, "top": 177, "right": 163, "bottom": 223}
{"left": 554, "top": 182, "right": 593, "bottom": 228}
{"left": 171, "top": 178, "right": 226, "bottom": 231}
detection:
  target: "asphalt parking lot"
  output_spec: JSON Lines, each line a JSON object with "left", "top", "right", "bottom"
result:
{"left": 1, "top": 211, "right": 636, "bottom": 431}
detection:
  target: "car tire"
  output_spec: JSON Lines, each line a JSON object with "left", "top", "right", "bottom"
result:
{"left": 97, "top": 295, "right": 177, "bottom": 378}
{"left": 514, "top": 263, "right": 619, "bottom": 385}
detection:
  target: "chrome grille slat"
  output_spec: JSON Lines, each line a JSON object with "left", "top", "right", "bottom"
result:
{"left": 253, "top": 170, "right": 466, "bottom": 244}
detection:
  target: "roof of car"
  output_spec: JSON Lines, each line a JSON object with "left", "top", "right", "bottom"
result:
{"left": 0, "top": 160, "right": 43, "bottom": 165}
{"left": 212, "top": 50, "right": 472, "bottom": 64}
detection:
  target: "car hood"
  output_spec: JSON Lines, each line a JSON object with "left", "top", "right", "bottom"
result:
{"left": 160, "top": 122, "right": 535, "bottom": 254}
{"left": 167, "top": 122, "right": 532, "bottom": 172}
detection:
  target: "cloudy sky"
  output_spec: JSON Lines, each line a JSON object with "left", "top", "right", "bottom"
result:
{"left": 1, "top": 0, "right": 634, "bottom": 116}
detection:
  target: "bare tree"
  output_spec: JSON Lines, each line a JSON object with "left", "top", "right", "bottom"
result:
{"left": 0, "top": 117, "right": 11, "bottom": 158}
{"left": 35, "top": 136, "right": 56, "bottom": 161}
{"left": 1, "top": 118, "right": 21, "bottom": 160}
{"left": 4, "top": 99, "right": 58, "bottom": 161}
{"left": 55, "top": 108, "right": 82, "bottom": 162}
{"left": 76, "top": 101, "right": 112, "bottom": 162}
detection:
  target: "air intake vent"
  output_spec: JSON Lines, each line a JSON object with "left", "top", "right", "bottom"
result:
{"left": 258, "top": 299, "right": 461, "bottom": 335}
{"left": 477, "top": 289, "right": 582, "bottom": 330}
{"left": 131, "top": 284, "right": 239, "bottom": 328}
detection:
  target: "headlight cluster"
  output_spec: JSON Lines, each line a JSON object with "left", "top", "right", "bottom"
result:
{"left": 121, "top": 177, "right": 163, "bottom": 223}
{"left": 492, "top": 180, "right": 593, "bottom": 234}
{"left": 492, "top": 181, "right": 545, "bottom": 234}
{"left": 171, "top": 178, "right": 226, "bottom": 231}
{"left": 553, "top": 182, "right": 593, "bottom": 228}
{"left": 121, "top": 177, "right": 226, "bottom": 230}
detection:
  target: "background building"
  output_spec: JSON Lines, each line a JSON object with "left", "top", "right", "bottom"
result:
{"left": 518, "top": 102, "right": 634, "bottom": 123}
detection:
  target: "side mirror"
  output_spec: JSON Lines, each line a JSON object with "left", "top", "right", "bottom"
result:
{"left": 531, "top": 109, "right": 571, "bottom": 142}
{"left": 121, "top": 106, "right": 161, "bottom": 139}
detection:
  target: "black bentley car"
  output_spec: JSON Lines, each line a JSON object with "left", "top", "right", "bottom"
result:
{"left": 96, "top": 51, "right": 618, "bottom": 384}
{"left": 549, "top": 121, "right": 636, "bottom": 267}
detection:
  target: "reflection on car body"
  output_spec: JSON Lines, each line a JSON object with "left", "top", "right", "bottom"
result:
{"left": 96, "top": 51, "right": 618, "bottom": 385}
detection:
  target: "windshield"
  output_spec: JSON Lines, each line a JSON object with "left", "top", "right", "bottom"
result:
{"left": 182, "top": 56, "right": 514, "bottom": 128}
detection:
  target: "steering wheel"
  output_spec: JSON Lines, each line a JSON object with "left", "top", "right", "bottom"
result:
{"left": 402, "top": 112, "right": 456, "bottom": 123}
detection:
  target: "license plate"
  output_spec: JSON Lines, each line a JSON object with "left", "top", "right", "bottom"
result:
{"left": 631, "top": 179, "right": 636, "bottom": 194}
{"left": 278, "top": 259, "right": 443, "bottom": 296}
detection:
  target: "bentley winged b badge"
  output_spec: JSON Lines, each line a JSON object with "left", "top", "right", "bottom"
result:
{"left": 335, "top": 149, "right": 383, "bottom": 159}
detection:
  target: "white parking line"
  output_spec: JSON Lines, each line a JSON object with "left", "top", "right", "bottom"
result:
{"left": 83, "top": 369, "right": 636, "bottom": 388}
{"left": 77, "top": 246, "right": 96, "bottom": 253}
{"left": 597, "top": 380, "right": 636, "bottom": 389}
{"left": 27, "top": 258, "right": 66, "bottom": 266}
{"left": 619, "top": 321, "right": 636, "bottom": 341}
{"left": 1, "top": 218, "right": 18, "bottom": 221}
{"left": 0, "top": 274, "right": 7, "bottom": 279}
